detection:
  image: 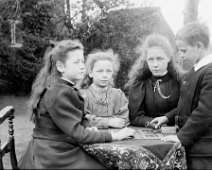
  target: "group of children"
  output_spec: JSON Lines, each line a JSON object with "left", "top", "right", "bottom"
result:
{"left": 18, "top": 38, "right": 134, "bottom": 169}
{"left": 18, "top": 21, "right": 212, "bottom": 169}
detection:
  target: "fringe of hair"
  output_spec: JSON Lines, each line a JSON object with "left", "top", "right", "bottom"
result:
{"left": 79, "top": 49, "right": 120, "bottom": 89}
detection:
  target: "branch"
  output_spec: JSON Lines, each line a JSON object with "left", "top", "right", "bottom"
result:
{"left": 92, "top": 0, "right": 104, "bottom": 9}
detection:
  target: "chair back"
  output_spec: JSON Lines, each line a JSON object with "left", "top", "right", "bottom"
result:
{"left": 0, "top": 106, "right": 17, "bottom": 169}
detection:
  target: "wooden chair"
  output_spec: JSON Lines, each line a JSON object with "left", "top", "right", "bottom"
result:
{"left": 0, "top": 106, "right": 18, "bottom": 169}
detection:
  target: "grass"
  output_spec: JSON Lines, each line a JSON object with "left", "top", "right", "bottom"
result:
{"left": 0, "top": 95, "right": 33, "bottom": 169}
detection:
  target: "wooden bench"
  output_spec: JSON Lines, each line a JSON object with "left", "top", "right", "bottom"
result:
{"left": 0, "top": 106, "right": 18, "bottom": 169}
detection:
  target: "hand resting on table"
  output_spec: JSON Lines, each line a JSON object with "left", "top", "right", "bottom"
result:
{"left": 111, "top": 127, "right": 135, "bottom": 141}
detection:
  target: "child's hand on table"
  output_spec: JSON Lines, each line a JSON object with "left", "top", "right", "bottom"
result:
{"left": 111, "top": 127, "right": 135, "bottom": 141}
{"left": 108, "top": 117, "right": 125, "bottom": 129}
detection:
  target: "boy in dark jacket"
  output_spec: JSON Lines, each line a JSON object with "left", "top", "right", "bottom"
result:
{"left": 153, "top": 22, "right": 212, "bottom": 169}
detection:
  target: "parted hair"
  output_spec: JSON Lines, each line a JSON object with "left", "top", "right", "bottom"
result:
{"left": 80, "top": 49, "right": 120, "bottom": 89}
{"left": 176, "top": 22, "right": 210, "bottom": 48}
{"left": 28, "top": 39, "right": 83, "bottom": 122}
{"left": 125, "top": 33, "right": 184, "bottom": 88}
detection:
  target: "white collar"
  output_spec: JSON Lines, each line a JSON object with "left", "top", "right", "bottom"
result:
{"left": 61, "top": 77, "right": 75, "bottom": 85}
{"left": 194, "top": 54, "right": 212, "bottom": 72}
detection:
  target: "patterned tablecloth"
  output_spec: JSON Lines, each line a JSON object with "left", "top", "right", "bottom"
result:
{"left": 82, "top": 127, "right": 187, "bottom": 170}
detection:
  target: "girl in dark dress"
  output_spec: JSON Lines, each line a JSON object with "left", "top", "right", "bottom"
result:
{"left": 126, "top": 34, "right": 184, "bottom": 129}
{"left": 18, "top": 39, "right": 134, "bottom": 169}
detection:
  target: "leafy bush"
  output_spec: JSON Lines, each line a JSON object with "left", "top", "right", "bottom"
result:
{"left": 0, "top": 0, "right": 53, "bottom": 95}
{"left": 0, "top": 1, "right": 175, "bottom": 95}
{"left": 0, "top": 39, "right": 48, "bottom": 95}
{"left": 77, "top": 7, "right": 175, "bottom": 91}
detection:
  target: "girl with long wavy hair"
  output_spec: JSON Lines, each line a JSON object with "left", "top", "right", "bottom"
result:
{"left": 18, "top": 40, "right": 134, "bottom": 169}
{"left": 79, "top": 50, "right": 130, "bottom": 129}
{"left": 125, "top": 34, "right": 184, "bottom": 129}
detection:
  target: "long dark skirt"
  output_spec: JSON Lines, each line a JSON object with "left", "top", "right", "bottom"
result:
{"left": 18, "top": 138, "right": 108, "bottom": 169}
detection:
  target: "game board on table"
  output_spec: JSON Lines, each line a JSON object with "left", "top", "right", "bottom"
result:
{"left": 108, "top": 127, "right": 164, "bottom": 140}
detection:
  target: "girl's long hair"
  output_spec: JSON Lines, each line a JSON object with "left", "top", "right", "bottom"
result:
{"left": 28, "top": 39, "right": 83, "bottom": 123}
{"left": 125, "top": 33, "right": 185, "bottom": 88}
{"left": 79, "top": 49, "right": 120, "bottom": 89}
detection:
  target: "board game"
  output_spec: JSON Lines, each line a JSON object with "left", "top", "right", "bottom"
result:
{"left": 108, "top": 127, "right": 164, "bottom": 140}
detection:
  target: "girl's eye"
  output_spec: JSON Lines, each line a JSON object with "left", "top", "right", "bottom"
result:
{"left": 157, "top": 57, "right": 164, "bottom": 61}
{"left": 73, "top": 59, "right": 84, "bottom": 64}
{"left": 180, "top": 49, "right": 187, "bottom": 53}
{"left": 147, "top": 58, "right": 154, "bottom": 61}
{"left": 73, "top": 59, "right": 81, "bottom": 63}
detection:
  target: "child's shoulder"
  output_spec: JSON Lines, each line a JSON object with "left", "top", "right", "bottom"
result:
{"left": 109, "top": 88, "right": 128, "bottom": 103}
{"left": 47, "top": 82, "right": 77, "bottom": 99}
{"left": 109, "top": 87, "right": 125, "bottom": 96}
{"left": 78, "top": 88, "right": 87, "bottom": 98}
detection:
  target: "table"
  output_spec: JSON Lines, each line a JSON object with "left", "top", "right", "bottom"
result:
{"left": 82, "top": 127, "right": 187, "bottom": 169}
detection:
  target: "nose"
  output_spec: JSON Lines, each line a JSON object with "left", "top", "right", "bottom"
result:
{"left": 80, "top": 61, "right": 85, "bottom": 69}
{"left": 179, "top": 52, "right": 185, "bottom": 59}
{"left": 102, "top": 71, "right": 107, "bottom": 77}
{"left": 153, "top": 60, "right": 158, "bottom": 67}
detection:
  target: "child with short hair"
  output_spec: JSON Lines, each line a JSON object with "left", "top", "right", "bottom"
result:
{"left": 161, "top": 22, "right": 212, "bottom": 169}
{"left": 18, "top": 40, "right": 134, "bottom": 169}
{"left": 80, "top": 50, "right": 130, "bottom": 129}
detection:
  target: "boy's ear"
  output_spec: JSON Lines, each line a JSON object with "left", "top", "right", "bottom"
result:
{"left": 196, "top": 41, "right": 205, "bottom": 50}
{"left": 56, "top": 61, "right": 64, "bottom": 73}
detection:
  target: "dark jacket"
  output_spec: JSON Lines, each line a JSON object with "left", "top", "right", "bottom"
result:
{"left": 128, "top": 73, "right": 180, "bottom": 127}
{"left": 173, "top": 63, "right": 212, "bottom": 169}
{"left": 18, "top": 78, "right": 112, "bottom": 169}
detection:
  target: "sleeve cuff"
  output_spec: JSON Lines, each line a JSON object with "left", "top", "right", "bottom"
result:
{"left": 102, "top": 118, "right": 109, "bottom": 129}
{"left": 104, "top": 131, "right": 112, "bottom": 142}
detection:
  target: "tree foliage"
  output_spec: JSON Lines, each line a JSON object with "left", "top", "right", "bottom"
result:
{"left": 0, "top": 0, "right": 52, "bottom": 94}
{"left": 75, "top": 7, "right": 175, "bottom": 91}
{"left": 0, "top": 0, "right": 174, "bottom": 95}
{"left": 183, "top": 0, "right": 199, "bottom": 25}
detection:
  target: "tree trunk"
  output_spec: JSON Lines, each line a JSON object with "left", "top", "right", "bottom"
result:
{"left": 183, "top": 0, "right": 199, "bottom": 25}
{"left": 65, "top": 0, "right": 74, "bottom": 33}
{"left": 66, "top": 0, "right": 71, "bottom": 20}
{"left": 81, "top": 0, "right": 86, "bottom": 22}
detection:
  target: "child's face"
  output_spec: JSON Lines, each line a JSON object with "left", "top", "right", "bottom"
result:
{"left": 61, "top": 49, "right": 85, "bottom": 83}
{"left": 176, "top": 39, "right": 200, "bottom": 64}
{"left": 90, "top": 60, "right": 113, "bottom": 87}
{"left": 146, "top": 47, "right": 170, "bottom": 77}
